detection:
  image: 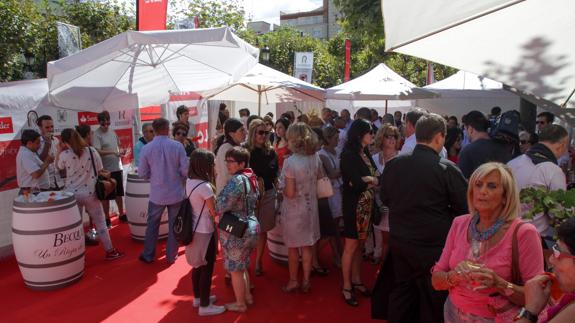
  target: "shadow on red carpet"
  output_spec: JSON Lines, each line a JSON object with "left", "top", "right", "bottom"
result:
{"left": 1, "top": 220, "right": 381, "bottom": 322}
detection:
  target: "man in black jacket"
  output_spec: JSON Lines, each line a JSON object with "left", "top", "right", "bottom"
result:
{"left": 376, "top": 113, "right": 468, "bottom": 323}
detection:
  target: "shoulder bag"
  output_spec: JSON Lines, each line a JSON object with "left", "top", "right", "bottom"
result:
{"left": 317, "top": 155, "right": 334, "bottom": 199}
{"left": 173, "top": 181, "right": 207, "bottom": 246}
{"left": 218, "top": 176, "right": 249, "bottom": 238}
{"left": 88, "top": 147, "right": 116, "bottom": 200}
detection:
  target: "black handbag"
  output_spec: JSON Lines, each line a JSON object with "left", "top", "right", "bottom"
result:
{"left": 88, "top": 147, "right": 115, "bottom": 200}
{"left": 173, "top": 181, "right": 206, "bottom": 246}
{"left": 218, "top": 176, "right": 249, "bottom": 238}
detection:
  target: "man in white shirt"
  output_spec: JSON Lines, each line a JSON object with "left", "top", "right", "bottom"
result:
{"left": 341, "top": 109, "right": 352, "bottom": 131}
{"left": 399, "top": 108, "right": 447, "bottom": 158}
{"left": 16, "top": 129, "right": 52, "bottom": 194}
{"left": 36, "top": 115, "right": 63, "bottom": 190}
{"left": 507, "top": 124, "right": 569, "bottom": 247}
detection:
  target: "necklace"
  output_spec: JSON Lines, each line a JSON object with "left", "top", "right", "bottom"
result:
{"left": 469, "top": 214, "right": 504, "bottom": 241}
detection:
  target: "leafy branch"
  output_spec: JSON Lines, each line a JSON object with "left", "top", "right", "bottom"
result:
{"left": 519, "top": 187, "right": 575, "bottom": 228}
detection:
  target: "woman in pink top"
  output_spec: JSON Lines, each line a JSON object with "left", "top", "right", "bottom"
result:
{"left": 432, "top": 162, "right": 544, "bottom": 322}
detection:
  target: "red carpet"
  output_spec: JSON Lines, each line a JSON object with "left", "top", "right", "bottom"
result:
{"left": 1, "top": 220, "right": 381, "bottom": 322}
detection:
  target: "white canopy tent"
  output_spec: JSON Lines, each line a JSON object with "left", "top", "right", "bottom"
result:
{"left": 416, "top": 71, "right": 521, "bottom": 119}
{"left": 325, "top": 63, "right": 437, "bottom": 114}
{"left": 204, "top": 63, "right": 325, "bottom": 115}
{"left": 47, "top": 27, "right": 259, "bottom": 112}
{"left": 381, "top": 0, "right": 575, "bottom": 110}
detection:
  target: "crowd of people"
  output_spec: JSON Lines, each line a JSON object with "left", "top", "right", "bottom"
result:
{"left": 14, "top": 104, "right": 575, "bottom": 322}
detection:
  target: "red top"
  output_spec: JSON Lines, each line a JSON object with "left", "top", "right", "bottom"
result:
{"left": 274, "top": 144, "right": 291, "bottom": 170}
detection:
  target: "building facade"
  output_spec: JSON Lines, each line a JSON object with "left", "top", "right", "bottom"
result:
{"left": 279, "top": 0, "right": 341, "bottom": 40}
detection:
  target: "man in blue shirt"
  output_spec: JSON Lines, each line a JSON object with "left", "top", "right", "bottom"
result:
{"left": 138, "top": 118, "right": 189, "bottom": 264}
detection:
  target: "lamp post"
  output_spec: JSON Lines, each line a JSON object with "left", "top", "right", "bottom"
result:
{"left": 261, "top": 45, "right": 270, "bottom": 65}
{"left": 23, "top": 51, "right": 36, "bottom": 79}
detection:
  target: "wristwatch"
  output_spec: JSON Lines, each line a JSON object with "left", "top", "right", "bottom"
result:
{"left": 513, "top": 307, "right": 538, "bottom": 322}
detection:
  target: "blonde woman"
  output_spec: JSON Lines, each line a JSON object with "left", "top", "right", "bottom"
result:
{"left": 432, "top": 162, "right": 544, "bottom": 322}
{"left": 245, "top": 119, "right": 279, "bottom": 276}
{"left": 280, "top": 122, "right": 322, "bottom": 293}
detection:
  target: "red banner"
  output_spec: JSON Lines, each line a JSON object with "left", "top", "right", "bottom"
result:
{"left": 344, "top": 39, "right": 351, "bottom": 82}
{"left": 0, "top": 117, "right": 14, "bottom": 134}
{"left": 77, "top": 112, "right": 99, "bottom": 126}
{"left": 0, "top": 140, "right": 20, "bottom": 192}
{"left": 116, "top": 128, "right": 134, "bottom": 165}
{"left": 137, "top": 0, "right": 168, "bottom": 31}
{"left": 194, "top": 122, "right": 209, "bottom": 149}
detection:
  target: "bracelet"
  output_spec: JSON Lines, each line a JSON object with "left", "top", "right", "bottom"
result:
{"left": 446, "top": 271, "right": 457, "bottom": 287}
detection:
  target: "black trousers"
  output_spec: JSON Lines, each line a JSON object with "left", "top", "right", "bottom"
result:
{"left": 191, "top": 234, "right": 216, "bottom": 307}
{"left": 387, "top": 240, "right": 447, "bottom": 323}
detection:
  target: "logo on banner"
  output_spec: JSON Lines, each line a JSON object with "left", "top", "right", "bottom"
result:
{"left": 0, "top": 117, "right": 14, "bottom": 134}
{"left": 118, "top": 111, "right": 126, "bottom": 120}
{"left": 57, "top": 110, "right": 68, "bottom": 123}
{"left": 189, "top": 106, "right": 198, "bottom": 117}
{"left": 294, "top": 52, "right": 314, "bottom": 83}
{"left": 78, "top": 112, "right": 99, "bottom": 125}
{"left": 27, "top": 111, "right": 39, "bottom": 129}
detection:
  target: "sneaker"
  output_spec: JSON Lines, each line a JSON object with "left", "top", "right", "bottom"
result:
{"left": 138, "top": 255, "right": 153, "bottom": 264}
{"left": 105, "top": 249, "right": 125, "bottom": 261}
{"left": 198, "top": 304, "right": 225, "bottom": 316}
{"left": 105, "top": 218, "right": 112, "bottom": 228}
{"left": 119, "top": 214, "right": 128, "bottom": 223}
{"left": 193, "top": 295, "right": 217, "bottom": 308}
{"left": 85, "top": 235, "right": 99, "bottom": 246}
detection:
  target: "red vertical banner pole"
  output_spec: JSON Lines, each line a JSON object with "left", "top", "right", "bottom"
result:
{"left": 344, "top": 39, "right": 351, "bottom": 82}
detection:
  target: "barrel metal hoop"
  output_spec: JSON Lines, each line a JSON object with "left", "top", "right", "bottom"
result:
{"left": 129, "top": 220, "right": 169, "bottom": 227}
{"left": 13, "top": 201, "right": 78, "bottom": 214}
{"left": 126, "top": 193, "right": 149, "bottom": 198}
{"left": 267, "top": 237, "right": 286, "bottom": 246}
{"left": 13, "top": 195, "right": 76, "bottom": 208}
{"left": 24, "top": 270, "right": 84, "bottom": 288}
{"left": 12, "top": 219, "right": 83, "bottom": 235}
{"left": 18, "top": 252, "right": 85, "bottom": 269}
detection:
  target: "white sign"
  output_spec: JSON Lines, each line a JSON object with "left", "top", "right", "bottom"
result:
{"left": 294, "top": 52, "right": 314, "bottom": 83}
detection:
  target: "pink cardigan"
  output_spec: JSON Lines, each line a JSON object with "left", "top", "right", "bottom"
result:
{"left": 433, "top": 214, "right": 544, "bottom": 318}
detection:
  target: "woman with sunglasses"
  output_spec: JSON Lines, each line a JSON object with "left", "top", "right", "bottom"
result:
{"left": 245, "top": 119, "right": 278, "bottom": 277}
{"left": 172, "top": 122, "right": 195, "bottom": 157}
{"left": 432, "top": 162, "right": 544, "bottom": 322}
{"left": 340, "top": 119, "right": 378, "bottom": 306}
{"left": 518, "top": 217, "right": 575, "bottom": 322}
{"left": 365, "top": 124, "right": 399, "bottom": 265}
{"left": 216, "top": 146, "right": 259, "bottom": 312}
{"left": 445, "top": 127, "right": 464, "bottom": 164}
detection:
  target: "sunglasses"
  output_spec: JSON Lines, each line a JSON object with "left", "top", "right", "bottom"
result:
{"left": 552, "top": 243, "right": 575, "bottom": 260}
{"left": 257, "top": 130, "right": 270, "bottom": 136}
{"left": 100, "top": 120, "right": 111, "bottom": 125}
{"left": 520, "top": 140, "right": 528, "bottom": 145}
{"left": 224, "top": 159, "right": 238, "bottom": 164}
{"left": 384, "top": 134, "right": 398, "bottom": 140}
{"left": 536, "top": 121, "right": 546, "bottom": 125}
{"left": 175, "top": 131, "right": 186, "bottom": 136}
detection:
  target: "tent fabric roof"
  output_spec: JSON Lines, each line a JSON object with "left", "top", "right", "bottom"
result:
{"left": 425, "top": 70, "right": 504, "bottom": 90}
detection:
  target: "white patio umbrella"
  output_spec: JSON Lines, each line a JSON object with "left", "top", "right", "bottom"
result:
{"left": 381, "top": 0, "right": 575, "bottom": 109}
{"left": 204, "top": 63, "right": 325, "bottom": 115}
{"left": 47, "top": 27, "right": 259, "bottom": 112}
{"left": 326, "top": 63, "right": 438, "bottom": 113}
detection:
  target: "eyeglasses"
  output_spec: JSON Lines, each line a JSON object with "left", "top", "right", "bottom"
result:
{"left": 175, "top": 131, "right": 186, "bottom": 136}
{"left": 384, "top": 134, "right": 398, "bottom": 140}
{"left": 257, "top": 130, "right": 270, "bottom": 136}
{"left": 536, "top": 121, "right": 546, "bottom": 125}
{"left": 100, "top": 120, "right": 111, "bottom": 125}
{"left": 224, "top": 159, "right": 238, "bottom": 164}
{"left": 552, "top": 243, "right": 575, "bottom": 260}
{"left": 520, "top": 140, "right": 528, "bottom": 145}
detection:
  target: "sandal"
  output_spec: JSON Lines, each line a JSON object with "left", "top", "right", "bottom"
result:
{"left": 342, "top": 289, "right": 358, "bottom": 307}
{"left": 301, "top": 280, "right": 311, "bottom": 294}
{"left": 352, "top": 283, "right": 371, "bottom": 297}
{"left": 311, "top": 266, "right": 329, "bottom": 277}
{"left": 224, "top": 303, "right": 247, "bottom": 312}
{"left": 282, "top": 280, "right": 300, "bottom": 293}
{"left": 245, "top": 295, "right": 254, "bottom": 306}
{"left": 254, "top": 266, "right": 263, "bottom": 277}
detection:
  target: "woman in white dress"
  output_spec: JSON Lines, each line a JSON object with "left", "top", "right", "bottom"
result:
{"left": 280, "top": 122, "right": 321, "bottom": 293}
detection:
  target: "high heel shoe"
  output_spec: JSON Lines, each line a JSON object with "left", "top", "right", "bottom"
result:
{"left": 282, "top": 280, "right": 300, "bottom": 293}
{"left": 301, "top": 280, "right": 311, "bottom": 293}
{"left": 224, "top": 303, "right": 247, "bottom": 312}
{"left": 342, "top": 289, "right": 358, "bottom": 307}
{"left": 352, "top": 283, "right": 371, "bottom": 297}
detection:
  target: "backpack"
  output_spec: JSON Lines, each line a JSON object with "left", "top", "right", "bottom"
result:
{"left": 173, "top": 181, "right": 206, "bottom": 246}
{"left": 490, "top": 110, "right": 520, "bottom": 140}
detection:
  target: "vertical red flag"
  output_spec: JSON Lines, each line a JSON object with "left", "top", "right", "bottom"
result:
{"left": 426, "top": 61, "right": 436, "bottom": 85}
{"left": 137, "top": 0, "right": 168, "bottom": 31}
{"left": 344, "top": 39, "right": 351, "bottom": 82}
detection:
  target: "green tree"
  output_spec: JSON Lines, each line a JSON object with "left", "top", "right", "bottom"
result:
{"left": 170, "top": 0, "right": 245, "bottom": 31}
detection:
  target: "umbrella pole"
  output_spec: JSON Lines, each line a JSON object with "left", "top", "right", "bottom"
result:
{"left": 385, "top": 100, "right": 388, "bottom": 115}
{"left": 258, "top": 86, "right": 262, "bottom": 116}
{"left": 562, "top": 87, "right": 575, "bottom": 108}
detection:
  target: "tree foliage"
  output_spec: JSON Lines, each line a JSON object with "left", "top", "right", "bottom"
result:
{"left": 170, "top": 0, "right": 245, "bottom": 32}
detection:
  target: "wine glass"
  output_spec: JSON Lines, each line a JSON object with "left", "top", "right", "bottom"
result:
{"left": 466, "top": 239, "right": 485, "bottom": 290}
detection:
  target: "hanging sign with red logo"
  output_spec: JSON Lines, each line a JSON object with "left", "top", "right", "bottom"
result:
{"left": 77, "top": 112, "right": 100, "bottom": 126}
{"left": 0, "top": 117, "right": 14, "bottom": 134}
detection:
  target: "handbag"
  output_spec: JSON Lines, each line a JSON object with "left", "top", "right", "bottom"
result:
{"left": 218, "top": 176, "right": 249, "bottom": 238}
{"left": 317, "top": 177, "right": 334, "bottom": 198}
{"left": 173, "top": 181, "right": 206, "bottom": 246}
{"left": 88, "top": 147, "right": 116, "bottom": 200}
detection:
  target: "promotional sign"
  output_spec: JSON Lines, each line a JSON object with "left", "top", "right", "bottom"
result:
{"left": 56, "top": 22, "right": 82, "bottom": 59}
{"left": 294, "top": 52, "right": 314, "bottom": 83}
{"left": 167, "top": 92, "right": 209, "bottom": 149}
{"left": 0, "top": 140, "right": 20, "bottom": 192}
{"left": 344, "top": 39, "right": 351, "bottom": 82}
{"left": 137, "top": 0, "right": 168, "bottom": 31}
{"left": 0, "top": 117, "right": 14, "bottom": 134}
{"left": 77, "top": 112, "right": 99, "bottom": 126}
{"left": 115, "top": 128, "right": 134, "bottom": 165}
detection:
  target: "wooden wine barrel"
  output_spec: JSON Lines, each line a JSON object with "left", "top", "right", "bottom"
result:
{"left": 125, "top": 174, "right": 169, "bottom": 241}
{"left": 267, "top": 217, "right": 288, "bottom": 265}
{"left": 12, "top": 193, "right": 85, "bottom": 290}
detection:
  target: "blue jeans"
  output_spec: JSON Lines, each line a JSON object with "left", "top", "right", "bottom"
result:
{"left": 140, "top": 201, "right": 180, "bottom": 262}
